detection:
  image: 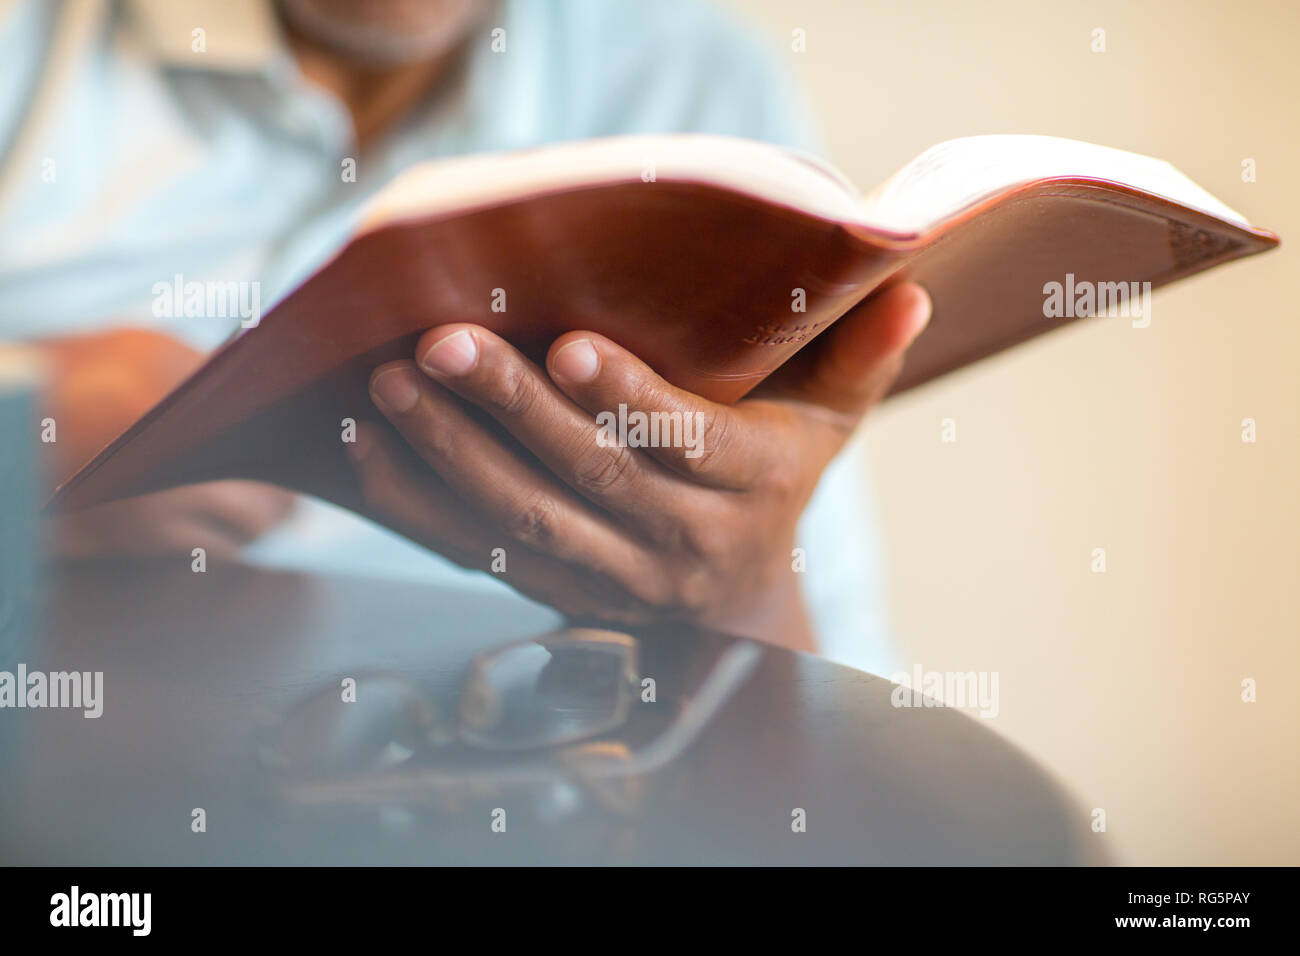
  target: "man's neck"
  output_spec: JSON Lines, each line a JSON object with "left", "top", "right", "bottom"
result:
{"left": 284, "top": 28, "right": 463, "bottom": 153}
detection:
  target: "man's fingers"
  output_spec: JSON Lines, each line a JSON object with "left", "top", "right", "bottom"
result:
{"left": 346, "top": 422, "right": 675, "bottom": 622}
{"left": 366, "top": 364, "right": 672, "bottom": 595}
{"left": 544, "top": 331, "right": 778, "bottom": 490}
{"left": 407, "top": 326, "right": 696, "bottom": 516}
{"left": 186, "top": 481, "right": 296, "bottom": 541}
{"left": 53, "top": 481, "right": 296, "bottom": 560}
{"left": 52, "top": 493, "right": 248, "bottom": 559}
{"left": 347, "top": 421, "right": 507, "bottom": 572}
{"left": 785, "top": 281, "right": 931, "bottom": 415}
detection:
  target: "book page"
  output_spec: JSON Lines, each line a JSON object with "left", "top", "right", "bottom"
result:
{"left": 361, "top": 134, "right": 866, "bottom": 232}
{"left": 859, "top": 134, "right": 1253, "bottom": 233}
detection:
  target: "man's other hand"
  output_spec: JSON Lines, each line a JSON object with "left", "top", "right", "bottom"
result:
{"left": 37, "top": 328, "right": 294, "bottom": 558}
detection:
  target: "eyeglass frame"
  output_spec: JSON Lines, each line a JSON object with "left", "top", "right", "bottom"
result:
{"left": 260, "top": 631, "right": 764, "bottom": 814}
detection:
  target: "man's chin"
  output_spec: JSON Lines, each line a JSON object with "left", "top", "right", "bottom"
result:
{"left": 277, "top": 0, "right": 484, "bottom": 67}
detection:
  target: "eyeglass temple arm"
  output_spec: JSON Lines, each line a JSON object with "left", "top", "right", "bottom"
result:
{"left": 573, "top": 639, "right": 764, "bottom": 780}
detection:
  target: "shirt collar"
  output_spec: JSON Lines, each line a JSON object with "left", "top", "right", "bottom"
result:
{"left": 124, "top": 0, "right": 283, "bottom": 72}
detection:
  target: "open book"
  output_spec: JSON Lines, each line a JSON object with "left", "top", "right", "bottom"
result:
{"left": 50, "top": 133, "right": 1278, "bottom": 512}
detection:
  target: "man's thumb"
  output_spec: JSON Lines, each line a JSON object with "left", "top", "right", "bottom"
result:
{"left": 800, "top": 281, "right": 931, "bottom": 412}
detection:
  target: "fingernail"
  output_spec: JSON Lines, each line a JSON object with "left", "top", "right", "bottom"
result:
{"left": 420, "top": 329, "right": 478, "bottom": 377}
{"left": 551, "top": 339, "right": 600, "bottom": 383}
{"left": 371, "top": 366, "right": 422, "bottom": 413}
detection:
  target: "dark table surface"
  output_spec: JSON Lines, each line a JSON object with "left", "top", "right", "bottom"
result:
{"left": 0, "top": 560, "right": 1098, "bottom": 865}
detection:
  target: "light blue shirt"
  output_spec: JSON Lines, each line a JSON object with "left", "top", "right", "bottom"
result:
{"left": 0, "top": 0, "right": 897, "bottom": 674}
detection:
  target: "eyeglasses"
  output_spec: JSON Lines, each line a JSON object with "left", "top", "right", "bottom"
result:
{"left": 265, "top": 628, "right": 639, "bottom": 774}
{"left": 259, "top": 628, "right": 763, "bottom": 817}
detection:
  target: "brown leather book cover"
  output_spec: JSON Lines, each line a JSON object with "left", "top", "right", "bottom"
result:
{"left": 47, "top": 136, "right": 1278, "bottom": 514}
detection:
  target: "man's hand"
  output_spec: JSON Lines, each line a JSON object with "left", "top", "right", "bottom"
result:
{"left": 353, "top": 283, "right": 930, "bottom": 650}
{"left": 54, "top": 482, "right": 297, "bottom": 560}
{"left": 37, "top": 328, "right": 295, "bottom": 558}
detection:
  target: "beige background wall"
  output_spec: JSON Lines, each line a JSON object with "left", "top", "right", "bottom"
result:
{"left": 726, "top": 0, "right": 1299, "bottom": 864}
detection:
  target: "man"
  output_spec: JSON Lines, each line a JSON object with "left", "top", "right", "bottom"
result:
{"left": 0, "top": 0, "right": 929, "bottom": 669}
